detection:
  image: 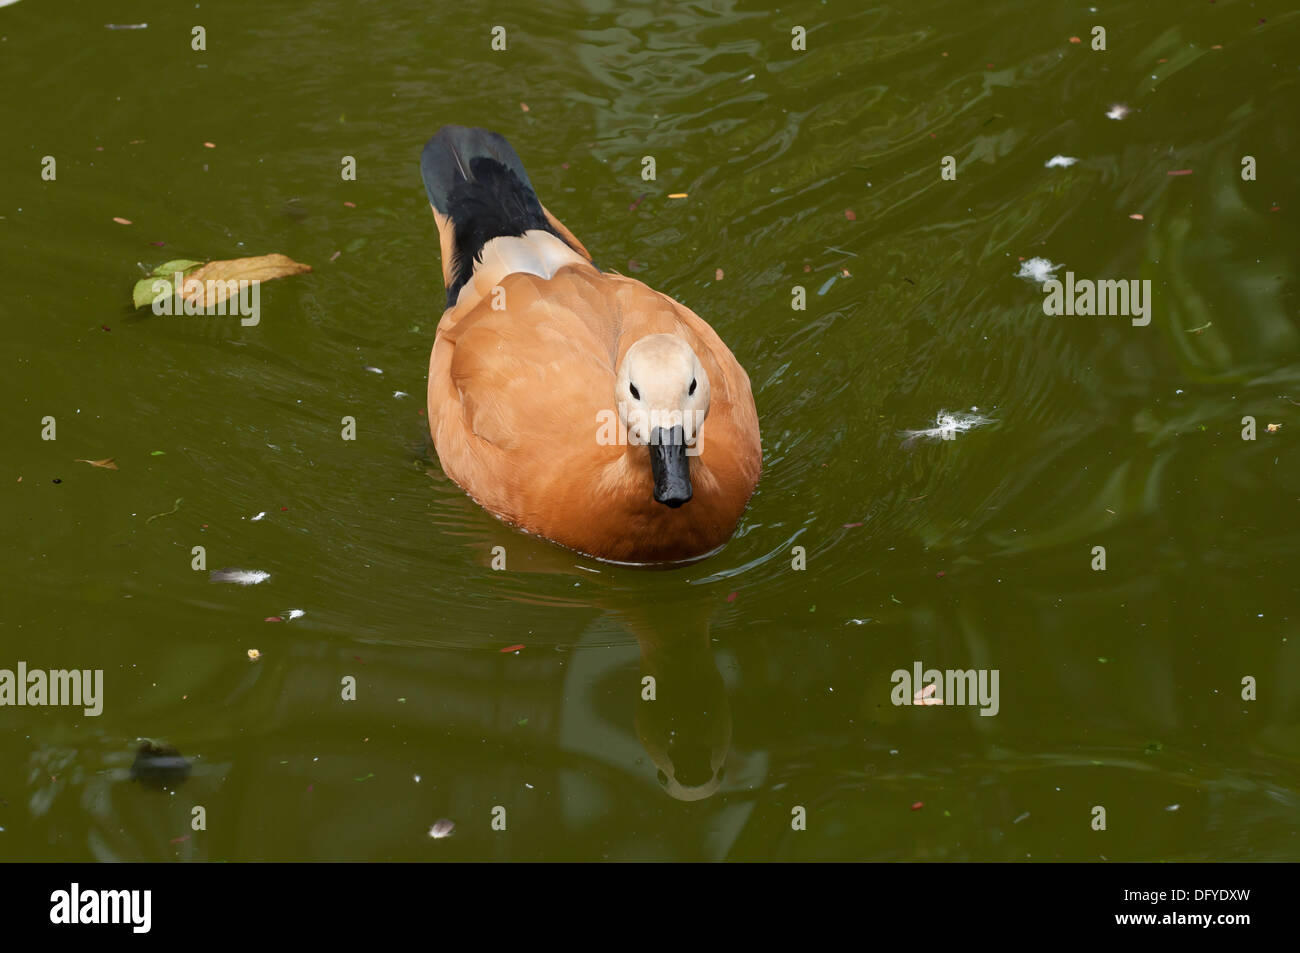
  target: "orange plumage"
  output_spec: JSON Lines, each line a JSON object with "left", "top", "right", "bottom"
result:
{"left": 421, "top": 126, "right": 760, "bottom": 562}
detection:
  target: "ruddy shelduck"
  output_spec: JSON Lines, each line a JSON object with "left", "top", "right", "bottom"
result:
{"left": 420, "top": 126, "right": 761, "bottom": 563}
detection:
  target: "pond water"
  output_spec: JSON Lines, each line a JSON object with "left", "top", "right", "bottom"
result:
{"left": 1, "top": 0, "right": 1297, "bottom": 860}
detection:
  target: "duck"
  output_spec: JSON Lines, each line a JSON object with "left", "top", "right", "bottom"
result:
{"left": 420, "top": 125, "right": 761, "bottom": 563}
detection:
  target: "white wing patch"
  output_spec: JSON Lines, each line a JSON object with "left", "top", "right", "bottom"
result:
{"left": 479, "top": 230, "right": 586, "bottom": 281}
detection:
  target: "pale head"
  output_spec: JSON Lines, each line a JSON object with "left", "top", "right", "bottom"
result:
{"left": 615, "top": 334, "right": 710, "bottom": 508}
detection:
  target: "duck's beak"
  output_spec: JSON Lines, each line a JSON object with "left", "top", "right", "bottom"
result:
{"left": 649, "top": 425, "right": 692, "bottom": 508}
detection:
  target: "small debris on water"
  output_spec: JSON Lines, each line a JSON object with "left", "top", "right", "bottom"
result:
{"left": 130, "top": 741, "right": 191, "bottom": 789}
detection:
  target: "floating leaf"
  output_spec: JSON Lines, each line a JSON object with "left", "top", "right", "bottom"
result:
{"left": 132, "top": 278, "right": 161, "bottom": 308}
{"left": 75, "top": 457, "right": 118, "bottom": 470}
{"left": 133, "top": 261, "right": 202, "bottom": 307}
{"left": 151, "top": 259, "right": 204, "bottom": 277}
{"left": 135, "top": 254, "right": 311, "bottom": 309}
{"left": 179, "top": 253, "right": 312, "bottom": 308}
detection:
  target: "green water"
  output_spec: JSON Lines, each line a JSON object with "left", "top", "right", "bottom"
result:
{"left": 1, "top": 0, "right": 1297, "bottom": 861}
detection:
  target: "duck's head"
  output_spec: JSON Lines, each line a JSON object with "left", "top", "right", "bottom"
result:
{"left": 615, "top": 334, "right": 711, "bottom": 509}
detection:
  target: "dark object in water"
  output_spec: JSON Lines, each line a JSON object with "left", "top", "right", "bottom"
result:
{"left": 130, "top": 741, "right": 191, "bottom": 789}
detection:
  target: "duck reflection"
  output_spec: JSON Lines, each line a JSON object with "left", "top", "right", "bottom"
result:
{"left": 621, "top": 609, "right": 733, "bottom": 802}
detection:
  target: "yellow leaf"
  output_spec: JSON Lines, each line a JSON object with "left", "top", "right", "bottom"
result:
{"left": 178, "top": 254, "right": 312, "bottom": 308}
{"left": 75, "top": 458, "right": 119, "bottom": 470}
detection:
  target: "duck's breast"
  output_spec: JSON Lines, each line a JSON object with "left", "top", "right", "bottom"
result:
{"left": 429, "top": 265, "right": 760, "bottom": 560}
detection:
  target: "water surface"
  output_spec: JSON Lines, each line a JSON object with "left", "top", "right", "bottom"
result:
{"left": 1, "top": 0, "right": 1297, "bottom": 860}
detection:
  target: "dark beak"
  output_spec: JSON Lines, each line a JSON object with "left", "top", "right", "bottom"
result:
{"left": 649, "top": 425, "right": 692, "bottom": 508}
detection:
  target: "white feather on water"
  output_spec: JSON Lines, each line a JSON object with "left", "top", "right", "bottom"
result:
{"left": 900, "top": 410, "right": 995, "bottom": 445}
{"left": 1044, "top": 155, "right": 1078, "bottom": 168}
{"left": 1015, "top": 257, "right": 1061, "bottom": 284}
{"left": 210, "top": 569, "right": 271, "bottom": 585}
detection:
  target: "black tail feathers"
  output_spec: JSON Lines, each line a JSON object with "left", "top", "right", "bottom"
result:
{"left": 420, "top": 125, "right": 567, "bottom": 306}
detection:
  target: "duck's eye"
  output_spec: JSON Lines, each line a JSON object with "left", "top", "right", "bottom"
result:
{"left": 629, "top": 383, "right": 640, "bottom": 400}
{"left": 688, "top": 378, "right": 697, "bottom": 396}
